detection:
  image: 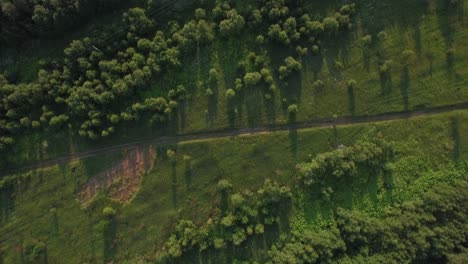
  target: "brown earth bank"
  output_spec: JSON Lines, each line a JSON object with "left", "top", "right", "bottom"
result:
{"left": 78, "top": 145, "right": 156, "bottom": 204}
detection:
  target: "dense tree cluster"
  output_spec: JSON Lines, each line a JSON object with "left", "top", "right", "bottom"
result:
{"left": 0, "top": 5, "right": 217, "bottom": 147}
{"left": 0, "top": 1, "right": 359, "bottom": 153}
{"left": 0, "top": 0, "right": 126, "bottom": 45}
{"left": 298, "top": 139, "right": 395, "bottom": 189}
{"left": 268, "top": 179, "right": 468, "bottom": 263}
{"left": 162, "top": 179, "right": 292, "bottom": 260}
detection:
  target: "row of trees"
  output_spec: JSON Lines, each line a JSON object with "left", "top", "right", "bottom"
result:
{"left": 268, "top": 178, "right": 468, "bottom": 263}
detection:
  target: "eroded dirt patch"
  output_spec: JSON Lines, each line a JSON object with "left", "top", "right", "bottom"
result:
{"left": 78, "top": 145, "right": 156, "bottom": 204}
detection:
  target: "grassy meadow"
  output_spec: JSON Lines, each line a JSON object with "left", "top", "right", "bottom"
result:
{"left": 1, "top": 109, "right": 467, "bottom": 262}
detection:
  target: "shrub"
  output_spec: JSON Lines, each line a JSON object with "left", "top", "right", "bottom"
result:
{"left": 347, "top": 79, "right": 357, "bottom": 89}
{"left": 323, "top": 17, "right": 339, "bottom": 34}
{"left": 244, "top": 72, "right": 262, "bottom": 87}
{"left": 288, "top": 104, "right": 298, "bottom": 114}
{"left": 205, "top": 88, "right": 214, "bottom": 96}
{"left": 313, "top": 80, "right": 325, "bottom": 90}
{"left": 226, "top": 88, "right": 236, "bottom": 99}
{"left": 400, "top": 49, "right": 416, "bottom": 66}
{"left": 219, "top": 9, "right": 245, "bottom": 36}
{"left": 102, "top": 207, "right": 116, "bottom": 218}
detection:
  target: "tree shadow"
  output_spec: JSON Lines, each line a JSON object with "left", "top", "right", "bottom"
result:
{"left": 446, "top": 48, "right": 456, "bottom": 73}
{"left": 307, "top": 53, "right": 324, "bottom": 81}
{"left": 245, "top": 87, "right": 263, "bottom": 127}
{"left": 0, "top": 182, "right": 16, "bottom": 223}
{"left": 347, "top": 86, "right": 356, "bottom": 116}
{"left": 102, "top": 218, "right": 117, "bottom": 263}
{"left": 413, "top": 23, "right": 423, "bottom": 57}
{"left": 207, "top": 78, "right": 219, "bottom": 127}
{"left": 400, "top": 66, "right": 410, "bottom": 111}
{"left": 288, "top": 114, "right": 298, "bottom": 161}
{"left": 363, "top": 50, "right": 372, "bottom": 73}
{"left": 178, "top": 100, "right": 188, "bottom": 133}
{"left": 171, "top": 160, "right": 178, "bottom": 209}
{"left": 50, "top": 207, "right": 59, "bottom": 236}
{"left": 264, "top": 223, "right": 281, "bottom": 250}
{"left": 451, "top": 117, "right": 460, "bottom": 162}
{"left": 322, "top": 32, "right": 353, "bottom": 81}
{"left": 380, "top": 71, "right": 393, "bottom": 96}
{"left": 264, "top": 93, "right": 277, "bottom": 126}
{"left": 227, "top": 98, "right": 237, "bottom": 128}
{"left": 184, "top": 158, "right": 192, "bottom": 190}
{"left": 436, "top": 0, "right": 461, "bottom": 47}
{"left": 324, "top": 47, "right": 343, "bottom": 81}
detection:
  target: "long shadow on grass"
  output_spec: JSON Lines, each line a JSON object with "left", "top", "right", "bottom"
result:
{"left": 451, "top": 117, "right": 460, "bottom": 162}
{"left": 102, "top": 217, "right": 117, "bottom": 263}
{"left": 288, "top": 114, "right": 298, "bottom": 161}
{"left": 400, "top": 66, "right": 410, "bottom": 111}
{"left": 0, "top": 182, "right": 16, "bottom": 223}
{"left": 207, "top": 89, "right": 219, "bottom": 127}
{"left": 347, "top": 86, "right": 356, "bottom": 116}
{"left": 184, "top": 157, "right": 192, "bottom": 190}
{"left": 436, "top": 0, "right": 463, "bottom": 47}
{"left": 306, "top": 53, "right": 324, "bottom": 81}
{"left": 171, "top": 160, "right": 178, "bottom": 209}
{"left": 245, "top": 87, "right": 263, "bottom": 127}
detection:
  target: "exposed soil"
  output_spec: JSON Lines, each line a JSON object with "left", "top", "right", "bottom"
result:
{"left": 78, "top": 145, "right": 156, "bottom": 204}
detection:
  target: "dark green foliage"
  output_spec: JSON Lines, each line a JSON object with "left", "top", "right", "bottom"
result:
{"left": 268, "top": 179, "right": 468, "bottom": 263}
{"left": 20, "top": 238, "right": 47, "bottom": 264}
{"left": 298, "top": 139, "right": 395, "bottom": 187}
{"left": 162, "top": 179, "right": 292, "bottom": 261}
{"left": 219, "top": 9, "right": 245, "bottom": 37}
{"left": 0, "top": 0, "right": 127, "bottom": 46}
{"left": 279, "top": 57, "right": 302, "bottom": 80}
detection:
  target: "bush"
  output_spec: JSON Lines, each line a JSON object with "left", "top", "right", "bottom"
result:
{"left": 217, "top": 180, "right": 233, "bottom": 192}
{"left": 102, "top": 207, "right": 116, "bottom": 218}
{"left": 244, "top": 72, "right": 262, "bottom": 87}
{"left": 226, "top": 88, "right": 236, "bottom": 99}
{"left": 205, "top": 88, "right": 214, "bottom": 96}
{"left": 347, "top": 79, "right": 357, "bottom": 89}
{"left": 323, "top": 17, "right": 339, "bottom": 34}
{"left": 219, "top": 9, "right": 245, "bottom": 36}
{"left": 288, "top": 104, "right": 298, "bottom": 114}
{"left": 313, "top": 80, "right": 325, "bottom": 90}
{"left": 400, "top": 49, "right": 416, "bottom": 66}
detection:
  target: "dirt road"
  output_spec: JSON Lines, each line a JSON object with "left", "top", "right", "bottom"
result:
{"left": 1, "top": 102, "right": 467, "bottom": 177}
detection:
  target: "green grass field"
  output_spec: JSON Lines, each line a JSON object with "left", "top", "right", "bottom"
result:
{"left": 1, "top": 109, "right": 466, "bottom": 262}
{"left": 138, "top": 0, "right": 468, "bottom": 133}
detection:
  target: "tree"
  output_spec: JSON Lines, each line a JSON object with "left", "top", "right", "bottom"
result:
{"left": 226, "top": 88, "right": 236, "bottom": 99}
{"left": 123, "top": 7, "right": 155, "bottom": 38}
{"left": 400, "top": 49, "right": 416, "bottom": 66}
{"left": 243, "top": 72, "right": 262, "bottom": 87}
{"left": 102, "top": 207, "right": 116, "bottom": 218}
{"left": 279, "top": 57, "right": 302, "bottom": 80}
{"left": 219, "top": 9, "right": 245, "bottom": 36}
{"left": 288, "top": 104, "right": 298, "bottom": 114}
{"left": 323, "top": 17, "right": 339, "bottom": 34}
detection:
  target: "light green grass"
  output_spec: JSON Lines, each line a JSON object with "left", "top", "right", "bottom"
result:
{"left": 1, "top": 110, "right": 467, "bottom": 262}
{"left": 140, "top": 0, "right": 468, "bottom": 134}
